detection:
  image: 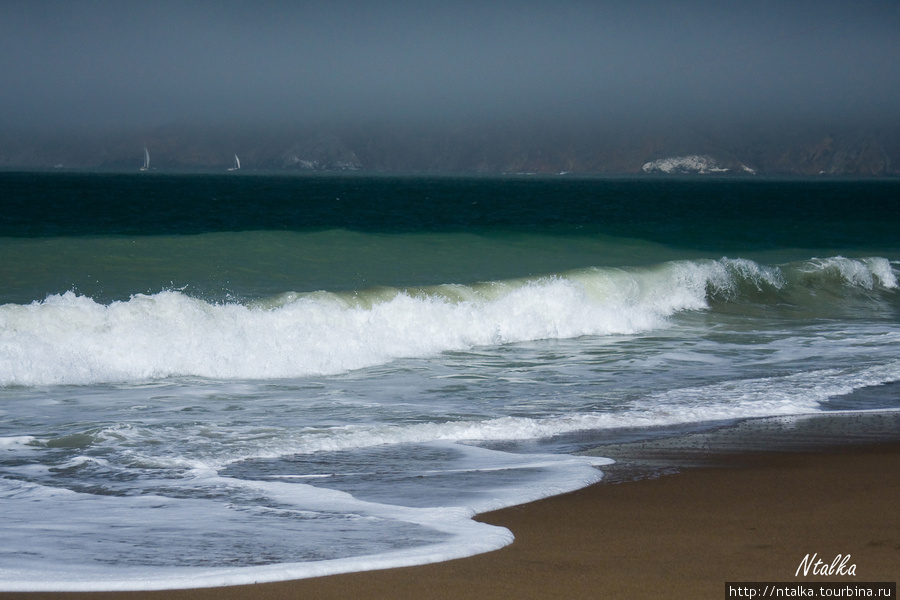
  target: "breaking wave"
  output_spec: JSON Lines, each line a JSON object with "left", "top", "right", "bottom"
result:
{"left": 1, "top": 256, "right": 896, "bottom": 386}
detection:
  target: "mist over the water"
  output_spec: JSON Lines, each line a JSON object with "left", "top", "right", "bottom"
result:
{"left": 1, "top": 1, "right": 898, "bottom": 173}
{"left": 2, "top": 1, "right": 897, "bottom": 129}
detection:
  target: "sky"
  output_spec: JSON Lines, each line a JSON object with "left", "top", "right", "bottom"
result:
{"left": 1, "top": 0, "right": 898, "bottom": 134}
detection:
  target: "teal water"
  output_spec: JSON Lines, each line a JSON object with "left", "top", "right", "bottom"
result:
{"left": 1, "top": 172, "right": 898, "bottom": 590}
{"left": 2, "top": 173, "right": 897, "bottom": 302}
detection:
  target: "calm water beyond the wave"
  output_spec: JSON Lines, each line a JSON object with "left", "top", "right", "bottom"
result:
{"left": 1, "top": 172, "right": 899, "bottom": 590}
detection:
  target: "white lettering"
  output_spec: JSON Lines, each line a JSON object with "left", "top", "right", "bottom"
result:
{"left": 796, "top": 553, "right": 856, "bottom": 577}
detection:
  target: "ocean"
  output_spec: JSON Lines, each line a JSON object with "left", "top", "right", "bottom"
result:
{"left": 1, "top": 172, "right": 899, "bottom": 590}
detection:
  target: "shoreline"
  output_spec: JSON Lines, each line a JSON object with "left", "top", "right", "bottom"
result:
{"left": 581, "top": 409, "right": 900, "bottom": 482}
{"left": 3, "top": 410, "right": 899, "bottom": 599}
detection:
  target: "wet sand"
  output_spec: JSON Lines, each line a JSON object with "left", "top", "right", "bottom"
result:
{"left": 4, "top": 412, "right": 899, "bottom": 600}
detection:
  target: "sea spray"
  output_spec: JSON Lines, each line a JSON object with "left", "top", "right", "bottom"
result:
{"left": 2, "top": 257, "right": 897, "bottom": 386}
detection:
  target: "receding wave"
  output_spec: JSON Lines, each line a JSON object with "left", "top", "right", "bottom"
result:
{"left": 1, "top": 256, "right": 896, "bottom": 386}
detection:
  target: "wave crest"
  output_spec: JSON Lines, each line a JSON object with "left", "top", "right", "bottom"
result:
{"left": 1, "top": 256, "right": 896, "bottom": 386}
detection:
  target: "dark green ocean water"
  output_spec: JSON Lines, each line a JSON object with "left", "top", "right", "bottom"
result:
{"left": 4, "top": 172, "right": 897, "bottom": 242}
{"left": 2, "top": 172, "right": 898, "bottom": 304}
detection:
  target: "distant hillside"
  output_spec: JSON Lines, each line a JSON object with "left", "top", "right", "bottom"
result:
{"left": 1, "top": 120, "right": 897, "bottom": 176}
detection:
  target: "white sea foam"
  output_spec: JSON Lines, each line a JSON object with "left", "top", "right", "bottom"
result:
{"left": 803, "top": 256, "right": 898, "bottom": 289}
{"left": 0, "top": 436, "right": 37, "bottom": 450}
{"left": 54, "top": 357, "right": 896, "bottom": 481}
{"left": 0, "top": 444, "right": 608, "bottom": 591}
{"left": 637, "top": 362, "right": 900, "bottom": 421}
{"left": 0, "top": 265, "right": 692, "bottom": 386}
{"left": 1, "top": 257, "right": 895, "bottom": 386}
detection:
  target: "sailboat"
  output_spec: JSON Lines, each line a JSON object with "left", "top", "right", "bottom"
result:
{"left": 140, "top": 147, "right": 150, "bottom": 171}
{"left": 228, "top": 154, "right": 241, "bottom": 171}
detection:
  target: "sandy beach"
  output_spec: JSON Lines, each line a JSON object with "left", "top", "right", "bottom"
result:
{"left": 3, "top": 412, "right": 898, "bottom": 600}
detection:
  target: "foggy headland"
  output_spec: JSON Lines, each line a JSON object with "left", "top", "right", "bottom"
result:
{"left": 2, "top": 1, "right": 898, "bottom": 175}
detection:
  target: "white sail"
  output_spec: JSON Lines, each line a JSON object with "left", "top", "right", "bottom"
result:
{"left": 140, "top": 148, "right": 150, "bottom": 171}
{"left": 228, "top": 154, "right": 241, "bottom": 171}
